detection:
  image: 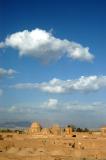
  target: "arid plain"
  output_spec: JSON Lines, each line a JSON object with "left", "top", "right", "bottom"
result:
{"left": 0, "top": 122, "right": 106, "bottom": 160}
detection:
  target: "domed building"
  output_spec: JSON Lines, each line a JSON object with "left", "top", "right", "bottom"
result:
{"left": 29, "top": 122, "right": 42, "bottom": 134}
{"left": 51, "top": 124, "right": 61, "bottom": 135}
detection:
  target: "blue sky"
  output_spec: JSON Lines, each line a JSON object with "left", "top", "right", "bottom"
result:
{"left": 0, "top": 0, "right": 106, "bottom": 128}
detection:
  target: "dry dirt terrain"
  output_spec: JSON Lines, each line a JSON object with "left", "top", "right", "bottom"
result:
{"left": 0, "top": 133, "right": 106, "bottom": 160}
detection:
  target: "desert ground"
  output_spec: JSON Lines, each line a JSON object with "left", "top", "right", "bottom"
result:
{"left": 0, "top": 131, "right": 106, "bottom": 160}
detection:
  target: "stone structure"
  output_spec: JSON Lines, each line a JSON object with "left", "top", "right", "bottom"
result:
{"left": 51, "top": 124, "right": 61, "bottom": 135}
{"left": 29, "top": 122, "right": 41, "bottom": 134}
{"left": 28, "top": 122, "right": 73, "bottom": 137}
{"left": 65, "top": 127, "right": 72, "bottom": 136}
{"left": 41, "top": 128, "right": 51, "bottom": 135}
{"left": 101, "top": 126, "right": 106, "bottom": 135}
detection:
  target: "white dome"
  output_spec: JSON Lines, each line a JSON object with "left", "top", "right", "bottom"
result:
{"left": 31, "top": 122, "right": 41, "bottom": 128}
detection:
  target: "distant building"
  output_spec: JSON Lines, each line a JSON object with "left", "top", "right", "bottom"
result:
{"left": 101, "top": 126, "right": 106, "bottom": 134}
{"left": 41, "top": 128, "right": 51, "bottom": 135}
{"left": 51, "top": 124, "right": 61, "bottom": 135}
{"left": 29, "top": 122, "right": 41, "bottom": 134}
{"left": 65, "top": 127, "right": 72, "bottom": 136}
{"left": 27, "top": 121, "right": 73, "bottom": 137}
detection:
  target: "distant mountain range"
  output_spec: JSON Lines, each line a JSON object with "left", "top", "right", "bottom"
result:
{"left": 0, "top": 121, "right": 31, "bottom": 128}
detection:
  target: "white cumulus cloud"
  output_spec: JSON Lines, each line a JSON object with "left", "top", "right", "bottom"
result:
{"left": 42, "top": 98, "right": 58, "bottom": 109}
{"left": 0, "top": 28, "right": 94, "bottom": 62}
{"left": 12, "top": 75, "right": 106, "bottom": 93}
{"left": 0, "top": 42, "right": 5, "bottom": 48}
{"left": 6, "top": 100, "right": 106, "bottom": 113}
{"left": 0, "top": 67, "right": 16, "bottom": 78}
